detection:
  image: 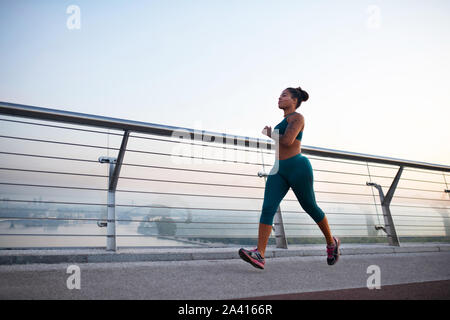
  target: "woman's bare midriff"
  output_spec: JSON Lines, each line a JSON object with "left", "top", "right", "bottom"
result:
{"left": 275, "top": 138, "right": 302, "bottom": 160}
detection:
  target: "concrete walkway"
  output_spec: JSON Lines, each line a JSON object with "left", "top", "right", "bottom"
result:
{"left": 1, "top": 249, "right": 449, "bottom": 299}
{"left": 1, "top": 242, "right": 449, "bottom": 265}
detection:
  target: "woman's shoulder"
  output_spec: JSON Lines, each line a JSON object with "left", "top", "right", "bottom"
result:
{"left": 287, "top": 112, "right": 304, "bottom": 122}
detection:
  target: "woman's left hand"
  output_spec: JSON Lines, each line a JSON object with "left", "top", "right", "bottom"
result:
{"left": 262, "top": 126, "right": 272, "bottom": 137}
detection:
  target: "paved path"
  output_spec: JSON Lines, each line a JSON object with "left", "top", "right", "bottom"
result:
{"left": 243, "top": 279, "right": 450, "bottom": 300}
{"left": 1, "top": 251, "right": 449, "bottom": 299}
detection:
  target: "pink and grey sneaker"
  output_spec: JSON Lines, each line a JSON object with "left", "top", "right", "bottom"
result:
{"left": 327, "top": 237, "right": 340, "bottom": 265}
{"left": 238, "top": 248, "right": 265, "bottom": 269}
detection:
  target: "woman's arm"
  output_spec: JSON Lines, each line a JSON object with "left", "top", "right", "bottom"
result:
{"left": 270, "top": 114, "right": 304, "bottom": 146}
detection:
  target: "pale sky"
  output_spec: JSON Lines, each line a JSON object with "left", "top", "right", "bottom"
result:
{"left": 1, "top": 0, "right": 449, "bottom": 165}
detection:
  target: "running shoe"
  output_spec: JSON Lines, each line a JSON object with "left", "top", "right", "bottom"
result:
{"left": 238, "top": 248, "right": 265, "bottom": 269}
{"left": 326, "top": 236, "right": 340, "bottom": 265}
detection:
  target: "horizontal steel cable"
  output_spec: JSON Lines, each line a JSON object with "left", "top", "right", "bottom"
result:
{"left": 0, "top": 182, "right": 379, "bottom": 198}
{"left": 0, "top": 117, "right": 122, "bottom": 136}
{"left": 1, "top": 197, "right": 448, "bottom": 213}
{"left": 0, "top": 167, "right": 107, "bottom": 178}
{"left": 0, "top": 182, "right": 107, "bottom": 191}
{"left": 0, "top": 199, "right": 105, "bottom": 206}
{"left": 0, "top": 117, "right": 274, "bottom": 155}
{"left": 0, "top": 151, "right": 98, "bottom": 163}
{"left": 0, "top": 216, "right": 104, "bottom": 222}
{"left": 0, "top": 135, "right": 272, "bottom": 164}
{"left": 1, "top": 135, "right": 447, "bottom": 180}
{"left": 0, "top": 166, "right": 447, "bottom": 197}
{"left": 0, "top": 233, "right": 104, "bottom": 237}
{"left": 9, "top": 215, "right": 446, "bottom": 226}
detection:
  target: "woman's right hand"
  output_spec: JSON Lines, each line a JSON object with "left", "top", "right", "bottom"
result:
{"left": 262, "top": 126, "right": 272, "bottom": 138}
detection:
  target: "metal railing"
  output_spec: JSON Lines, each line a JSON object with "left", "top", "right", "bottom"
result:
{"left": 0, "top": 101, "right": 449, "bottom": 250}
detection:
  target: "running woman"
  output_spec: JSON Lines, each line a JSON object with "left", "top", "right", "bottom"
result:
{"left": 239, "top": 86, "right": 340, "bottom": 269}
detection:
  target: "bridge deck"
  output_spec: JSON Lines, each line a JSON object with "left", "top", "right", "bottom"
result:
{"left": 0, "top": 243, "right": 449, "bottom": 300}
{"left": 0, "top": 242, "right": 449, "bottom": 265}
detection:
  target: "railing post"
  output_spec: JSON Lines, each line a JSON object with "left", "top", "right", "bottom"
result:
{"left": 107, "top": 160, "right": 117, "bottom": 251}
{"left": 273, "top": 207, "right": 288, "bottom": 249}
{"left": 99, "top": 130, "right": 130, "bottom": 252}
{"left": 367, "top": 166, "right": 403, "bottom": 246}
{"left": 99, "top": 157, "right": 117, "bottom": 251}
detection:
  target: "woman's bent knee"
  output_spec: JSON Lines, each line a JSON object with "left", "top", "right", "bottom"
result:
{"left": 310, "top": 208, "right": 325, "bottom": 224}
{"left": 259, "top": 210, "right": 275, "bottom": 226}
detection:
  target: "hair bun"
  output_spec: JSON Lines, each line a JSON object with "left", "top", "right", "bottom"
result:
{"left": 296, "top": 87, "right": 309, "bottom": 102}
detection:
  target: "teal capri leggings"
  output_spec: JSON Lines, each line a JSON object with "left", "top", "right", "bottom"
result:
{"left": 260, "top": 153, "right": 325, "bottom": 225}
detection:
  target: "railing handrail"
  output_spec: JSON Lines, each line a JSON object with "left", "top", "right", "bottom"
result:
{"left": 1, "top": 101, "right": 449, "bottom": 173}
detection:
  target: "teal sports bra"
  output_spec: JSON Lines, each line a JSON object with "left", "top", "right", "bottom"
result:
{"left": 274, "top": 114, "right": 303, "bottom": 141}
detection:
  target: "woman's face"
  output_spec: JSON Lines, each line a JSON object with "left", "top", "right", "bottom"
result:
{"left": 278, "top": 89, "right": 297, "bottom": 110}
